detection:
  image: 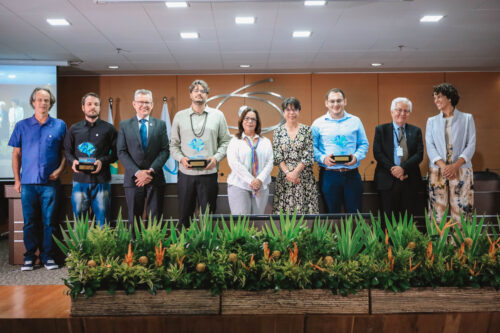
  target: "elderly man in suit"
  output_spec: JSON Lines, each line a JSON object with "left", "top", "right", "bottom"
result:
{"left": 373, "top": 97, "right": 424, "bottom": 219}
{"left": 117, "top": 89, "right": 169, "bottom": 226}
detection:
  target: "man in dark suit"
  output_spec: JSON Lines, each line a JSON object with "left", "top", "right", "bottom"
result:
{"left": 117, "top": 89, "right": 169, "bottom": 226}
{"left": 373, "top": 97, "right": 424, "bottom": 219}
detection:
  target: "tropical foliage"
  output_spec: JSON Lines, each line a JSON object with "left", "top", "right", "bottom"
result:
{"left": 55, "top": 209, "right": 500, "bottom": 299}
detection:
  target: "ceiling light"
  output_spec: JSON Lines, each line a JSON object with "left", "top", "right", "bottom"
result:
{"left": 239, "top": 64, "right": 251, "bottom": 68}
{"left": 235, "top": 16, "right": 255, "bottom": 24}
{"left": 46, "top": 18, "right": 71, "bottom": 26}
{"left": 165, "top": 1, "right": 188, "bottom": 8}
{"left": 304, "top": 1, "right": 326, "bottom": 6}
{"left": 420, "top": 15, "right": 443, "bottom": 22}
{"left": 180, "top": 32, "right": 199, "bottom": 39}
{"left": 371, "top": 63, "right": 383, "bottom": 67}
{"left": 108, "top": 65, "right": 119, "bottom": 69}
{"left": 293, "top": 31, "right": 311, "bottom": 38}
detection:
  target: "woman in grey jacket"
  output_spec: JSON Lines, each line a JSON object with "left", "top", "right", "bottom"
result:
{"left": 425, "top": 83, "right": 476, "bottom": 224}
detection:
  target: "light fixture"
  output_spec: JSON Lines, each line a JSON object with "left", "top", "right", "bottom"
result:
{"left": 239, "top": 64, "right": 251, "bottom": 68}
{"left": 165, "top": 1, "right": 188, "bottom": 8}
{"left": 304, "top": 1, "right": 326, "bottom": 6}
{"left": 180, "top": 32, "right": 199, "bottom": 39}
{"left": 420, "top": 15, "right": 443, "bottom": 22}
{"left": 371, "top": 63, "right": 383, "bottom": 67}
{"left": 8, "top": 74, "right": 16, "bottom": 79}
{"left": 235, "top": 16, "right": 255, "bottom": 24}
{"left": 293, "top": 31, "right": 311, "bottom": 38}
{"left": 108, "top": 65, "right": 119, "bottom": 69}
{"left": 46, "top": 18, "right": 71, "bottom": 26}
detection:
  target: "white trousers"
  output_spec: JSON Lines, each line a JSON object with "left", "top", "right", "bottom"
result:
{"left": 227, "top": 184, "right": 269, "bottom": 215}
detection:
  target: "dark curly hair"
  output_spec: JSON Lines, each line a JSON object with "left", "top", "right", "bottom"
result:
{"left": 236, "top": 107, "right": 261, "bottom": 139}
{"left": 433, "top": 83, "right": 460, "bottom": 107}
{"left": 281, "top": 97, "right": 301, "bottom": 111}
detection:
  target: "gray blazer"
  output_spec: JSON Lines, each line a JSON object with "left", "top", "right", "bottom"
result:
{"left": 425, "top": 109, "right": 476, "bottom": 169}
{"left": 117, "top": 116, "right": 169, "bottom": 187}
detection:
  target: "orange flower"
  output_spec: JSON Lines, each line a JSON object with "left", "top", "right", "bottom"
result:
{"left": 263, "top": 242, "right": 271, "bottom": 261}
{"left": 426, "top": 241, "right": 434, "bottom": 264}
{"left": 177, "top": 255, "right": 186, "bottom": 268}
{"left": 387, "top": 246, "right": 395, "bottom": 271}
{"left": 385, "top": 228, "right": 389, "bottom": 246}
{"left": 241, "top": 253, "right": 255, "bottom": 270}
{"left": 155, "top": 242, "right": 166, "bottom": 267}
{"left": 409, "top": 257, "right": 421, "bottom": 272}
{"left": 487, "top": 235, "right": 500, "bottom": 260}
{"left": 123, "top": 242, "right": 133, "bottom": 267}
{"left": 309, "top": 261, "right": 327, "bottom": 272}
{"left": 468, "top": 260, "right": 481, "bottom": 277}
{"left": 289, "top": 242, "right": 299, "bottom": 265}
{"left": 458, "top": 242, "right": 465, "bottom": 258}
{"left": 433, "top": 218, "right": 457, "bottom": 238}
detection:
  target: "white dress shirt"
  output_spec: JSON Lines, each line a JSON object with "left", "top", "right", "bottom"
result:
{"left": 226, "top": 133, "right": 274, "bottom": 191}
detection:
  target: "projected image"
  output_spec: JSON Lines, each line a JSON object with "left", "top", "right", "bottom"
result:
{"left": 0, "top": 65, "right": 57, "bottom": 179}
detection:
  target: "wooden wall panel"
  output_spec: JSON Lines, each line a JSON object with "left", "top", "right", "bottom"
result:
{"left": 444, "top": 72, "right": 500, "bottom": 173}
{"left": 377, "top": 73, "right": 445, "bottom": 177}
{"left": 311, "top": 74, "right": 379, "bottom": 180}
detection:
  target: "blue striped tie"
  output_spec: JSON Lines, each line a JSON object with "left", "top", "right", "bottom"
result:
{"left": 140, "top": 119, "right": 148, "bottom": 150}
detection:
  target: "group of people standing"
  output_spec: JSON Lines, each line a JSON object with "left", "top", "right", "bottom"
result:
{"left": 9, "top": 80, "right": 475, "bottom": 271}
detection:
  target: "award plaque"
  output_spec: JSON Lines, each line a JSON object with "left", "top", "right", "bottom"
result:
{"left": 77, "top": 142, "right": 97, "bottom": 172}
{"left": 188, "top": 158, "right": 208, "bottom": 168}
{"left": 332, "top": 154, "right": 352, "bottom": 163}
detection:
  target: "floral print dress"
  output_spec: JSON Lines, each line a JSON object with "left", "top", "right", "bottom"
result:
{"left": 272, "top": 124, "right": 319, "bottom": 214}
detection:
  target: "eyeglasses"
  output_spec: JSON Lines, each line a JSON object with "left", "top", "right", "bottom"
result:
{"left": 328, "top": 99, "right": 344, "bottom": 104}
{"left": 192, "top": 89, "right": 207, "bottom": 94}
{"left": 284, "top": 108, "right": 299, "bottom": 113}
{"left": 135, "top": 101, "right": 152, "bottom": 106}
{"left": 393, "top": 108, "right": 410, "bottom": 114}
{"left": 243, "top": 117, "right": 257, "bottom": 123}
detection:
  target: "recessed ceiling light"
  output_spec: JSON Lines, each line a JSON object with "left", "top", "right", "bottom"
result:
{"left": 420, "top": 15, "right": 443, "bottom": 22}
{"left": 46, "top": 18, "right": 70, "bottom": 26}
{"left": 235, "top": 16, "right": 255, "bottom": 24}
{"left": 180, "top": 32, "right": 199, "bottom": 39}
{"left": 304, "top": 1, "right": 326, "bottom": 6}
{"left": 165, "top": 1, "right": 188, "bottom": 8}
{"left": 293, "top": 31, "right": 311, "bottom": 38}
{"left": 8, "top": 74, "right": 16, "bottom": 79}
{"left": 239, "top": 64, "right": 251, "bottom": 68}
{"left": 108, "top": 65, "right": 119, "bottom": 69}
{"left": 371, "top": 63, "right": 383, "bottom": 67}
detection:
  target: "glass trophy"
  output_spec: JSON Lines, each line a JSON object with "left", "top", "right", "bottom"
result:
{"left": 77, "top": 142, "right": 97, "bottom": 172}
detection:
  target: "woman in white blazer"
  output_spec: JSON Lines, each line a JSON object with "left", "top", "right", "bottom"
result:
{"left": 226, "top": 107, "right": 273, "bottom": 215}
{"left": 425, "top": 83, "right": 476, "bottom": 224}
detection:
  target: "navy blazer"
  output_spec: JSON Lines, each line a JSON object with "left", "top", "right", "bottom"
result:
{"left": 373, "top": 123, "right": 424, "bottom": 191}
{"left": 117, "top": 116, "right": 169, "bottom": 187}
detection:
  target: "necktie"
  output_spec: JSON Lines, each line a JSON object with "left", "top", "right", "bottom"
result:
{"left": 140, "top": 119, "right": 148, "bottom": 150}
{"left": 398, "top": 127, "right": 408, "bottom": 163}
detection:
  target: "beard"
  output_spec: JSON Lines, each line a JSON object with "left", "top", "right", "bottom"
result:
{"left": 87, "top": 113, "right": 99, "bottom": 119}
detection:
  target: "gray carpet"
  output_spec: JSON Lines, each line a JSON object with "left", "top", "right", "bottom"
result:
{"left": 0, "top": 238, "right": 66, "bottom": 285}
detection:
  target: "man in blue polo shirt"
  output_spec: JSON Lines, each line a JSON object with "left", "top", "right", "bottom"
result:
{"left": 312, "top": 88, "right": 369, "bottom": 214}
{"left": 9, "top": 88, "right": 66, "bottom": 271}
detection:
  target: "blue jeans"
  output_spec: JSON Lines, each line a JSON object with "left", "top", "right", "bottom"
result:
{"left": 320, "top": 168, "right": 363, "bottom": 214}
{"left": 71, "top": 182, "right": 111, "bottom": 227}
{"left": 21, "top": 183, "right": 60, "bottom": 263}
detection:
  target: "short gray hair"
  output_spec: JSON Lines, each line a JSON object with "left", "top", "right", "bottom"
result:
{"left": 134, "top": 89, "right": 153, "bottom": 102}
{"left": 391, "top": 97, "right": 412, "bottom": 113}
{"left": 189, "top": 80, "right": 210, "bottom": 94}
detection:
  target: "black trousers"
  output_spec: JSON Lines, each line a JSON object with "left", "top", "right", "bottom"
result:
{"left": 124, "top": 183, "right": 164, "bottom": 227}
{"left": 178, "top": 172, "right": 218, "bottom": 227}
{"left": 379, "top": 179, "right": 415, "bottom": 221}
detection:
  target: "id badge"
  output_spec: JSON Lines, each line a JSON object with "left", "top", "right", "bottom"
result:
{"left": 397, "top": 146, "right": 404, "bottom": 157}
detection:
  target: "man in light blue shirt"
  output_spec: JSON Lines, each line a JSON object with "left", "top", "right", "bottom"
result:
{"left": 312, "top": 88, "right": 369, "bottom": 214}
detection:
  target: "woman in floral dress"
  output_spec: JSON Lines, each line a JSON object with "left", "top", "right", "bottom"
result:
{"left": 273, "top": 97, "right": 319, "bottom": 214}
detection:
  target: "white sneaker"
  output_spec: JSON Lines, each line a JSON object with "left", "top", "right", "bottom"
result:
{"left": 21, "top": 260, "right": 34, "bottom": 271}
{"left": 44, "top": 259, "right": 59, "bottom": 270}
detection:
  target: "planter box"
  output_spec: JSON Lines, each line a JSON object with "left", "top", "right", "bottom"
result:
{"left": 71, "top": 290, "right": 220, "bottom": 316}
{"left": 371, "top": 287, "right": 500, "bottom": 314}
{"left": 221, "top": 289, "right": 369, "bottom": 314}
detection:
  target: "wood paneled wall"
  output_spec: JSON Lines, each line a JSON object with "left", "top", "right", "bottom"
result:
{"left": 57, "top": 72, "right": 500, "bottom": 183}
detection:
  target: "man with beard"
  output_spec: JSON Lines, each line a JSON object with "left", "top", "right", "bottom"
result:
{"left": 64, "top": 92, "right": 117, "bottom": 227}
{"left": 170, "top": 80, "right": 231, "bottom": 227}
